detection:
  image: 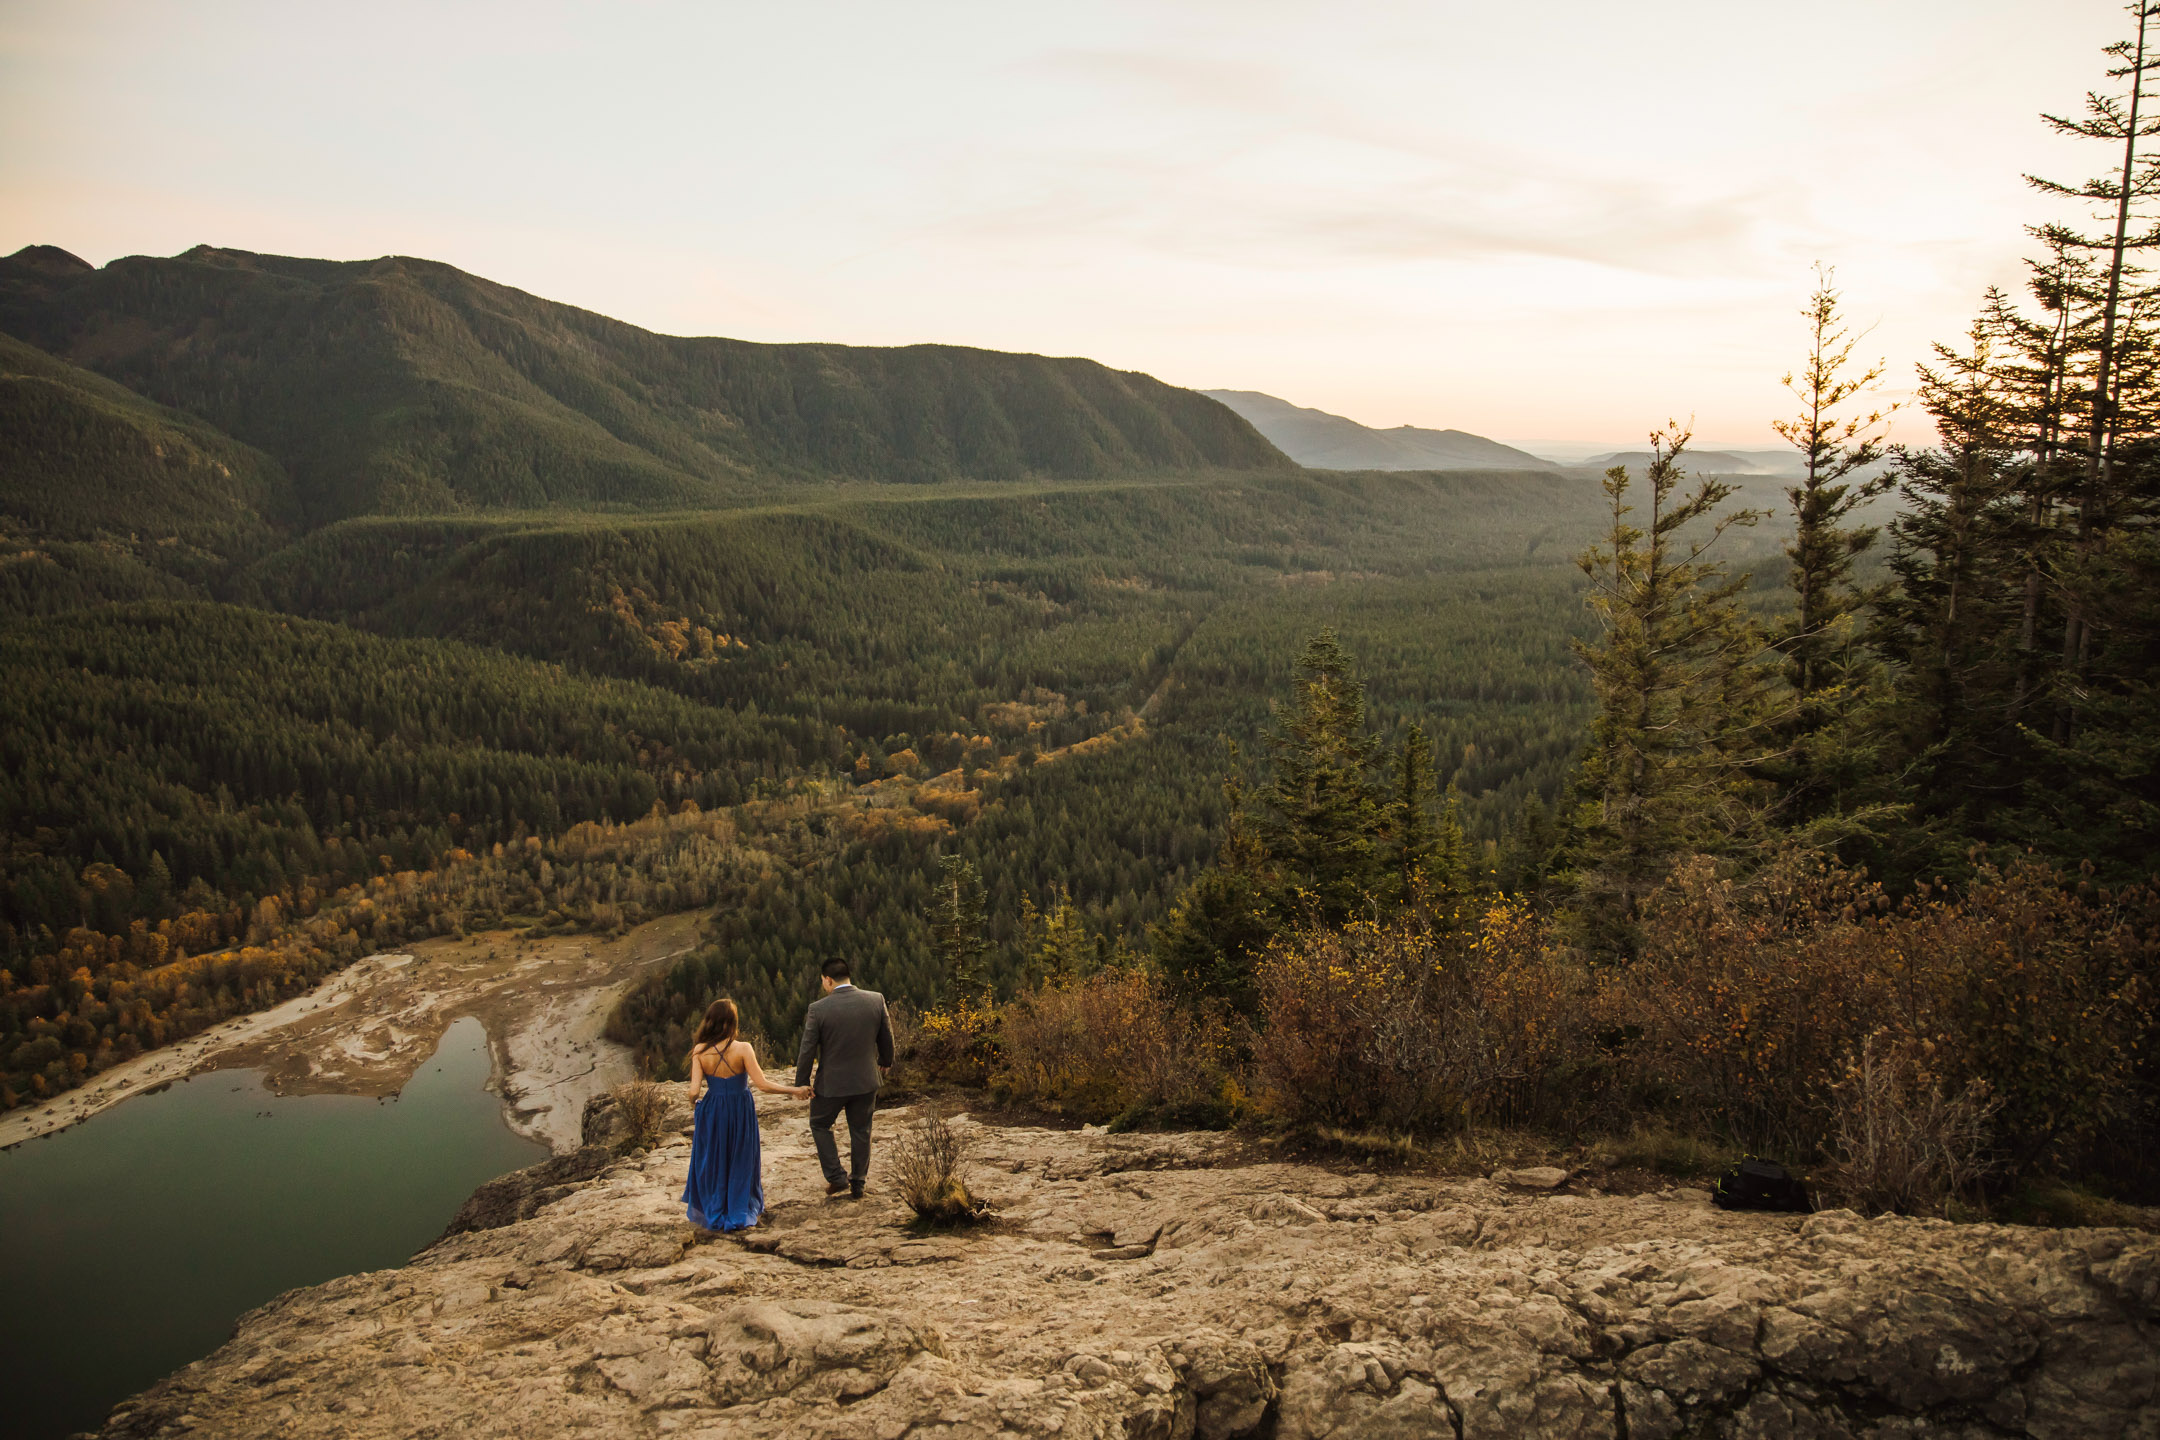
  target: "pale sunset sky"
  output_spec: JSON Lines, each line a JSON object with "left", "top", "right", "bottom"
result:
{"left": 0, "top": 0, "right": 2139, "bottom": 451}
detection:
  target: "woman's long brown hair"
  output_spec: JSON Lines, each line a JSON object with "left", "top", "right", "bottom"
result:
{"left": 693, "top": 997, "right": 739, "bottom": 1052}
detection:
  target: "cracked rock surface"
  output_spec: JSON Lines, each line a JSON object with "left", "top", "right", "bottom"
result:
{"left": 92, "top": 1103, "right": 2159, "bottom": 1439}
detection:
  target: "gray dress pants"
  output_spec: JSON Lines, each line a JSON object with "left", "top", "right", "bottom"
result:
{"left": 808, "top": 1091, "right": 876, "bottom": 1185}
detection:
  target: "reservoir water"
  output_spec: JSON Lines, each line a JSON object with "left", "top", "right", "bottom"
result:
{"left": 0, "top": 1017, "right": 547, "bottom": 1440}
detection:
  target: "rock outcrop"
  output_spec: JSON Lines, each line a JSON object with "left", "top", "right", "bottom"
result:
{"left": 91, "top": 1104, "right": 2158, "bottom": 1439}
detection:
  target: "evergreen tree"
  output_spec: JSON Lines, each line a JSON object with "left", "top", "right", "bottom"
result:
{"left": 1153, "top": 637, "right": 1411, "bottom": 1013}
{"left": 1496, "top": 793, "right": 1568, "bottom": 901}
{"left": 1772, "top": 265, "right": 1896, "bottom": 700}
{"left": 1019, "top": 887, "right": 1093, "bottom": 986}
{"left": 1979, "top": 269, "right": 2083, "bottom": 730}
{"left": 1386, "top": 725, "right": 1485, "bottom": 911}
{"left": 1390, "top": 723, "right": 1439, "bottom": 904}
{"left": 1151, "top": 761, "right": 1275, "bottom": 1016}
{"left": 2027, "top": 1, "right": 2160, "bottom": 741}
{"left": 1255, "top": 629, "right": 1388, "bottom": 923}
{"left": 1430, "top": 785, "right": 1482, "bottom": 908}
{"left": 1876, "top": 321, "right": 2022, "bottom": 870}
{"left": 930, "top": 854, "right": 988, "bottom": 998}
{"left": 1766, "top": 268, "right": 1899, "bottom": 839}
{"left": 1565, "top": 426, "right": 1771, "bottom": 958}
{"left": 2006, "top": 449, "right": 2160, "bottom": 877}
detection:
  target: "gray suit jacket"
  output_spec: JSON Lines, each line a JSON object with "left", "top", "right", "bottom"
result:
{"left": 794, "top": 985, "right": 894, "bottom": 1097}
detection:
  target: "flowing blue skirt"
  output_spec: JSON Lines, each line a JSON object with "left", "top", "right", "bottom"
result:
{"left": 681, "top": 1072, "right": 764, "bottom": 1231}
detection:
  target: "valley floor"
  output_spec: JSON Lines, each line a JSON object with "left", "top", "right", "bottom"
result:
{"left": 0, "top": 912, "right": 703, "bottom": 1153}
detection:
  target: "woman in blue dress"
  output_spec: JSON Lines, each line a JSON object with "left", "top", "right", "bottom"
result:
{"left": 681, "top": 998, "right": 808, "bottom": 1232}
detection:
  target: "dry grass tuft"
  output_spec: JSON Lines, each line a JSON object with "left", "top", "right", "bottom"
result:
{"left": 892, "top": 1103, "right": 987, "bottom": 1225}
{"left": 1606, "top": 1125, "right": 1736, "bottom": 1180}
{"left": 1824, "top": 1032, "right": 1997, "bottom": 1216}
{"left": 610, "top": 1079, "right": 670, "bottom": 1151}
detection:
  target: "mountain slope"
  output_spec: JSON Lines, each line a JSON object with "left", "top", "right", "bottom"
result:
{"left": 0, "top": 246, "right": 1295, "bottom": 523}
{"left": 0, "top": 328, "right": 297, "bottom": 549}
{"left": 234, "top": 469, "right": 1619, "bottom": 725}
{"left": 1201, "top": 389, "right": 1551, "bottom": 471}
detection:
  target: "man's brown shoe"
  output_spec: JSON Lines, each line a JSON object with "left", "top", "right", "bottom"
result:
{"left": 826, "top": 1180, "right": 850, "bottom": 1197}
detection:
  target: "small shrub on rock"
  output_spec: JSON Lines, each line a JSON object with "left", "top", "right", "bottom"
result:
{"left": 892, "top": 1103, "right": 986, "bottom": 1225}
{"left": 914, "top": 995, "right": 1002, "bottom": 1087}
{"left": 609, "top": 1079, "right": 670, "bottom": 1151}
{"left": 1825, "top": 1031, "right": 1997, "bottom": 1216}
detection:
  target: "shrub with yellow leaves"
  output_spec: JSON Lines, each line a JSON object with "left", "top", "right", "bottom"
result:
{"left": 1253, "top": 901, "right": 1592, "bottom": 1133}
{"left": 992, "top": 966, "right": 1240, "bottom": 1126}
{"left": 914, "top": 993, "right": 1003, "bottom": 1088}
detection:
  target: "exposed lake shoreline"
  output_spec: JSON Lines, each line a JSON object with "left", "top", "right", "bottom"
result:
{"left": 0, "top": 911, "right": 705, "bottom": 1154}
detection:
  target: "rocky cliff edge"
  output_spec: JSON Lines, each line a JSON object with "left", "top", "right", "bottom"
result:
{"left": 91, "top": 1100, "right": 2158, "bottom": 1439}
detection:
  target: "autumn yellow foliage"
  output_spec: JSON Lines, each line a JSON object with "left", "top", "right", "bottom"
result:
{"left": 993, "top": 967, "right": 1240, "bottom": 1125}
{"left": 1244, "top": 854, "right": 2157, "bottom": 1184}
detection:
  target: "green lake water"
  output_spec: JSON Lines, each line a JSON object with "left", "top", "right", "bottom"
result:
{"left": 0, "top": 1016, "right": 546, "bottom": 1440}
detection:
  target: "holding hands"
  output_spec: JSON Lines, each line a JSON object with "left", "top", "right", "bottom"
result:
{"left": 690, "top": 1032, "right": 815, "bottom": 1104}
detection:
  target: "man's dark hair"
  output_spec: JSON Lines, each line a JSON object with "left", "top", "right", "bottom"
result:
{"left": 821, "top": 956, "right": 852, "bottom": 982}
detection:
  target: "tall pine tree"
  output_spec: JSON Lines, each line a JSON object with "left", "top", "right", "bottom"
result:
{"left": 1151, "top": 754, "right": 1277, "bottom": 1015}
{"left": 1255, "top": 629, "right": 1389, "bottom": 924}
{"left": 930, "top": 853, "right": 988, "bottom": 998}
{"left": 1390, "top": 723, "right": 1439, "bottom": 905}
{"left": 1565, "top": 427, "right": 1772, "bottom": 958}
{"left": 2027, "top": 0, "right": 2160, "bottom": 743}
{"left": 1773, "top": 265, "right": 1896, "bottom": 700}
{"left": 1766, "top": 268, "right": 1900, "bottom": 841}
{"left": 1876, "top": 320, "right": 2022, "bottom": 873}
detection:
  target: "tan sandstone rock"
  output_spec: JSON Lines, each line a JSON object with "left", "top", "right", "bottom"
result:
{"left": 88, "top": 1106, "right": 2160, "bottom": 1439}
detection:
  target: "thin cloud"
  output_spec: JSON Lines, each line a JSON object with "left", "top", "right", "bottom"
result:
{"left": 917, "top": 136, "right": 1810, "bottom": 281}
{"left": 956, "top": 44, "right": 1824, "bottom": 278}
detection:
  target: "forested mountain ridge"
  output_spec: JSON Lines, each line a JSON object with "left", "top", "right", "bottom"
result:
{"left": 0, "top": 329, "right": 296, "bottom": 541}
{"left": 0, "top": 244, "right": 1294, "bottom": 525}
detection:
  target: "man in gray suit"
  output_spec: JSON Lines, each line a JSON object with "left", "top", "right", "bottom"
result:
{"left": 794, "top": 956, "right": 895, "bottom": 1199}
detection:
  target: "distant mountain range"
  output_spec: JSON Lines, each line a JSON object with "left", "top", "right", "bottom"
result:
{"left": 0, "top": 245, "right": 1294, "bottom": 527}
{"left": 8, "top": 242, "right": 1833, "bottom": 548}
{"left": 1200, "top": 390, "right": 1555, "bottom": 472}
{"left": 1582, "top": 448, "right": 1805, "bottom": 476}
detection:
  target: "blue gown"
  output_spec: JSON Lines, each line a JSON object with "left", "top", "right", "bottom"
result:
{"left": 681, "top": 1056, "right": 765, "bottom": 1231}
